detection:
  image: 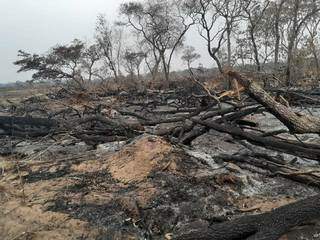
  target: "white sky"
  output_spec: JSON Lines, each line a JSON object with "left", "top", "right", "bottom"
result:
{"left": 0, "top": 0, "right": 213, "bottom": 83}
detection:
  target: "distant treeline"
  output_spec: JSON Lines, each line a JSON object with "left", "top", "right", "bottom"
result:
{"left": 14, "top": 0, "right": 320, "bottom": 89}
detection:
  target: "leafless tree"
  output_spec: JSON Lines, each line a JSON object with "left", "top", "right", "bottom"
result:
{"left": 242, "top": 0, "right": 271, "bottom": 72}
{"left": 123, "top": 49, "right": 146, "bottom": 78}
{"left": 305, "top": 15, "right": 320, "bottom": 79}
{"left": 272, "top": 0, "right": 286, "bottom": 66}
{"left": 181, "top": 46, "right": 201, "bottom": 69}
{"left": 186, "top": 0, "right": 227, "bottom": 73}
{"left": 81, "top": 44, "right": 101, "bottom": 82}
{"left": 120, "top": 0, "right": 195, "bottom": 82}
{"left": 144, "top": 49, "right": 162, "bottom": 81}
{"left": 213, "top": 0, "right": 243, "bottom": 67}
{"left": 283, "top": 0, "right": 320, "bottom": 86}
{"left": 95, "top": 15, "right": 124, "bottom": 82}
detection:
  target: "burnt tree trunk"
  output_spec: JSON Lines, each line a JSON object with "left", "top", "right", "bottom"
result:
{"left": 0, "top": 116, "right": 57, "bottom": 127}
{"left": 175, "top": 194, "right": 320, "bottom": 240}
{"left": 228, "top": 71, "right": 320, "bottom": 134}
{"left": 193, "top": 119, "right": 320, "bottom": 161}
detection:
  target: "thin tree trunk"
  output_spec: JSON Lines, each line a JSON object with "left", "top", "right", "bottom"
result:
{"left": 112, "top": 66, "right": 119, "bottom": 83}
{"left": 226, "top": 26, "right": 232, "bottom": 67}
{"left": 274, "top": 0, "right": 285, "bottom": 67}
{"left": 161, "top": 52, "right": 170, "bottom": 82}
{"left": 286, "top": 40, "right": 295, "bottom": 86}
{"left": 250, "top": 28, "right": 261, "bottom": 72}
{"left": 286, "top": 0, "right": 300, "bottom": 87}
{"left": 310, "top": 41, "right": 320, "bottom": 79}
{"left": 274, "top": 24, "right": 280, "bottom": 66}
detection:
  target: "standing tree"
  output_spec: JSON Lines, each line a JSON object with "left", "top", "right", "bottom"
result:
{"left": 95, "top": 15, "right": 124, "bottom": 82}
{"left": 81, "top": 44, "right": 101, "bottom": 83}
{"left": 181, "top": 46, "right": 201, "bottom": 69}
{"left": 213, "top": 0, "right": 244, "bottom": 67}
{"left": 271, "top": 0, "right": 286, "bottom": 66}
{"left": 14, "top": 39, "right": 89, "bottom": 89}
{"left": 120, "top": 0, "right": 195, "bottom": 82}
{"left": 186, "top": 0, "right": 227, "bottom": 73}
{"left": 143, "top": 44, "right": 162, "bottom": 81}
{"left": 242, "top": 0, "right": 271, "bottom": 71}
{"left": 305, "top": 14, "right": 320, "bottom": 80}
{"left": 283, "top": 0, "right": 320, "bottom": 86}
{"left": 123, "top": 49, "right": 146, "bottom": 79}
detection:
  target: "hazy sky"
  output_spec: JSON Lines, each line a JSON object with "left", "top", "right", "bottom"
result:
{"left": 0, "top": 0, "right": 212, "bottom": 83}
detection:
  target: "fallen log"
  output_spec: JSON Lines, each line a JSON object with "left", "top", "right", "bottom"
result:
{"left": 217, "top": 153, "right": 320, "bottom": 188}
{"left": 72, "top": 133, "right": 128, "bottom": 146}
{"left": 0, "top": 116, "right": 57, "bottom": 128}
{"left": 193, "top": 119, "right": 320, "bottom": 161}
{"left": 270, "top": 88, "right": 320, "bottom": 106}
{"left": 228, "top": 71, "right": 320, "bottom": 134}
{"left": 75, "top": 115, "right": 144, "bottom": 132}
{"left": 0, "top": 130, "right": 52, "bottom": 138}
{"left": 175, "top": 194, "right": 320, "bottom": 240}
{"left": 180, "top": 106, "right": 262, "bottom": 145}
{"left": 142, "top": 105, "right": 213, "bottom": 126}
{"left": 0, "top": 116, "right": 57, "bottom": 137}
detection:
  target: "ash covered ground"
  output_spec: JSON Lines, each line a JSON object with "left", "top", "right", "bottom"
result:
{"left": 1, "top": 88, "right": 320, "bottom": 240}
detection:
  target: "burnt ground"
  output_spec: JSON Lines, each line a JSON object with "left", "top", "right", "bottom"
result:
{"left": 1, "top": 89, "right": 320, "bottom": 240}
{"left": 1, "top": 133, "right": 320, "bottom": 240}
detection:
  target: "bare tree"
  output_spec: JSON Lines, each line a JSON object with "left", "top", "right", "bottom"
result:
{"left": 123, "top": 49, "right": 146, "bottom": 78}
{"left": 81, "top": 44, "right": 101, "bottom": 82}
{"left": 213, "top": 0, "right": 243, "bottom": 67}
{"left": 120, "top": 0, "right": 195, "bottom": 82}
{"left": 143, "top": 45, "right": 162, "bottom": 81}
{"left": 284, "top": 0, "right": 320, "bottom": 86}
{"left": 186, "top": 0, "right": 227, "bottom": 73}
{"left": 305, "top": 15, "right": 320, "bottom": 79}
{"left": 234, "top": 36, "right": 251, "bottom": 67}
{"left": 272, "top": 0, "right": 286, "bottom": 66}
{"left": 95, "top": 15, "right": 124, "bottom": 82}
{"left": 242, "top": 0, "right": 271, "bottom": 72}
{"left": 181, "top": 46, "right": 201, "bottom": 69}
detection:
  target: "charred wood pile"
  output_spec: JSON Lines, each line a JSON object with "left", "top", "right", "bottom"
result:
{"left": 1, "top": 72, "right": 320, "bottom": 240}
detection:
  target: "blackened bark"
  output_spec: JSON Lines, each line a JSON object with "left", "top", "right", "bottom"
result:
{"left": 175, "top": 194, "right": 320, "bottom": 240}
{"left": 0, "top": 116, "right": 57, "bottom": 128}
{"left": 193, "top": 119, "right": 320, "bottom": 161}
{"left": 228, "top": 71, "right": 320, "bottom": 134}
